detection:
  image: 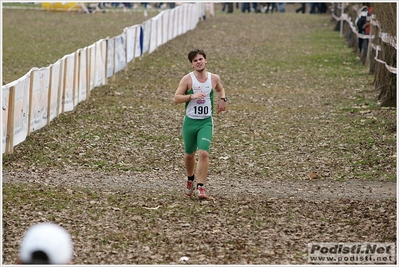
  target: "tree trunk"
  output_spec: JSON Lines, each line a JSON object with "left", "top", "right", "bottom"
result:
{"left": 373, "top": 3, "right": 396, "bottom": 107}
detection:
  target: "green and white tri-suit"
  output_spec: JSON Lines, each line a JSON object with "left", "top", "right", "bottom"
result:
{"left": 182, "top": 71, "right": 214, "bottom": 154}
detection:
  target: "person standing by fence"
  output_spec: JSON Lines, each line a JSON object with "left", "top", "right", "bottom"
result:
{"left": 241, "top": 2, "right": 251, "bottom": 13}
{"left": 356, "top": 5, "right": 369, "bottom": 54}
{"left": 173, "top": 49, "right": 227, "bottom": 199}
{"left": 296, "top": 3, "right": 306, "bottom": 13}
{"left": 363, "top": 3, "right": 373, "bottom": 55}
{"left": 264, "top": 3, "right": 278, "bottom": 13}
{"left": 279, "top": 3, "right": 285, "bottom": 13}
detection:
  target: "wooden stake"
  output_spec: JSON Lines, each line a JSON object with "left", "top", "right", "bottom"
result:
{"left": 72, "top": 51, "right": 77, "bottom": 108}
{"left": 77, "top": 50, "right": 81, "bottom": 104}
{"left": 113, "top": 38, "right": 116, "bottom": 82}
{"left": 125, "top": 29, "right": 129, "bottom": 74}
{"left": 56, "top": 60, "right": 63, "bottom": 118}
{"left": 62, "top": 57, "right": 68, "bottom": 114}
{"left": 86, "top": 47, "right": 91, "bottom": 99}
{"left": 27, "top": 71, "right": 35, "bottom": 136}
{"left": 5, "top": 86, "right": 15, "bottom": 154}
{"left": 105, "top": 38, "right": 109, "bottom": 85}
{"left": 47, "top": 65, "right": 53, "bottom": 125}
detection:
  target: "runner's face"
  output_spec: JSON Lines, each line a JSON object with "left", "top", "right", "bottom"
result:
{"left": 191, "top": 54, "right": 207, "bottom": 72}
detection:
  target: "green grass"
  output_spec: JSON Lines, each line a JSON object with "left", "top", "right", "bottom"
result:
{"left": 2, "top": 2, "right": 42, "bottom": 8}
{"left": 2, "top": 6, "right": 158, "bottom": 85}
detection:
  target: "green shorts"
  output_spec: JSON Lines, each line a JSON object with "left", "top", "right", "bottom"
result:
{"left": 182, "top": 116, "right": 213, "bottom": 154}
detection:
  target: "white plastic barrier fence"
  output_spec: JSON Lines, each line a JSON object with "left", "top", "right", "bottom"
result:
{"left": 2, "top": 3, "right": 208, "bottom": 154}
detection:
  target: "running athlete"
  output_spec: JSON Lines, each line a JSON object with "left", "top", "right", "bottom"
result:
{"left": 173, "top": 49, "right": 227, "bottom": 199}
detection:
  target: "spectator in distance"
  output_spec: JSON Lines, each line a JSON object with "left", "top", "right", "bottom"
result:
{"left": 296, "top": 3, "right": 306, "bottom": 13}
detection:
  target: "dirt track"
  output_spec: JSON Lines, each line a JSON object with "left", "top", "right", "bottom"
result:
{"left": 3, "top": 169, "right": 396, "bottom": 200}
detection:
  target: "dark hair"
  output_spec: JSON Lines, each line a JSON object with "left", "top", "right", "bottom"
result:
{"left": 28, "top": 250, "right": 50, "bottom": 264}
{"left": 188, "top": 49, "right": 206, "bottom": 62}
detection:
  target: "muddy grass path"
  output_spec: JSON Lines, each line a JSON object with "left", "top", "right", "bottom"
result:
{"left": 3, "top": 169, "right": 396, "bottom": 201}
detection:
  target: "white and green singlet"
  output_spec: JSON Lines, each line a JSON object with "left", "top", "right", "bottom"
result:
{"left": 182, "top": 71, "right": 214, "bottom": 154}
{"left": 185, "top": 71, "right": 214, "bottom": 119}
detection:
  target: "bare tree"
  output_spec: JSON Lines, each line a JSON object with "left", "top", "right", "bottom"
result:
{"left": 372, "top": 3, "right": 396, "bottom": 107}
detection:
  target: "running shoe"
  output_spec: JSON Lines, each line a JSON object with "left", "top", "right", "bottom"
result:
{"left": 197, "top": 185, "right": 209, "bottom": 199}
{"left": 185, "top": 180, "right": 194, "bottom": 196}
